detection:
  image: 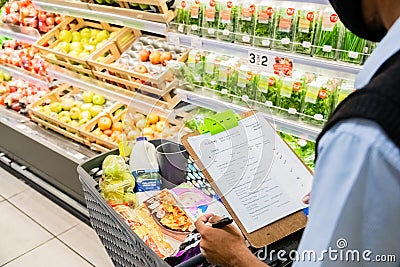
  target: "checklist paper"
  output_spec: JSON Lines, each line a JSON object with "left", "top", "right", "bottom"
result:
{"left": 187, "top": 113, "right": 312, "bottom": 233}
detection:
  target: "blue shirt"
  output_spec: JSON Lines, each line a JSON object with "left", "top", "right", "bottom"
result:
{"left": 294, "top": 18, "right": 400, "bottom": 266}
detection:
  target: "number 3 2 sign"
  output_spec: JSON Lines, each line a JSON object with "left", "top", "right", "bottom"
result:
{"left": 247, "top": 50, "right": 274, "bottom": 73}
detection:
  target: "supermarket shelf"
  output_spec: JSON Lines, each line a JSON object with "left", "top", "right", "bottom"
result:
{"left": 287, "top": 0, "right": 329, "bottom": 4}
{"left": 0, "top": 23, "right": 41, "bottom": 44}
{"left": 33, "top": 0, "right": 168, "bottom": 35}
{"left": 47, "top": 66, "right": 177, "bottom": 118}
{"left": 0, "top": 106, "right": 98, "bottom": 205}
{"left": 176, "top": 87, "right": 322, "bottom": 141}
{"left": 0, "top": 64, "right": 49, "bottom": 88}
{"left": 168, "top": 32, "right": 361, "bottom": 79}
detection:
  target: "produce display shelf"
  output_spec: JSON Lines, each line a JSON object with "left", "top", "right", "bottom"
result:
{"left": 287, "top": 0, "right": 329, "bottom": 4}
{"left": 0, "top": 23, "right": 41, "bottom": 44}
{"left": 47, "top": 67, "right": 178, "bottom": 119}
{"left": 0, "top": 64, "right": 49, "bottom": 88}
{"left": 176, "top": 87, "right": 321, "bottom": 141}
{"left": 33, "top": 0, "right": 168, "bottom": 35}
{"left": 0, "top": 107, "right": 98, "bottom": 205}
{"left": 167, "top": 32, "right": 361, "bottom": 80}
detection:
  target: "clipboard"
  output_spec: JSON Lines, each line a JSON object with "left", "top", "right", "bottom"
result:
{"left": 181, "top": 110, "right": 309, "bottom": 248}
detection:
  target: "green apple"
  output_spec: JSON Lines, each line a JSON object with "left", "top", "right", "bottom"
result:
{"left": 70, "top": 107, "right": 81, "bottom": 120}
{"left": 80, "top": 103, "right": 93, "bottom": 112}
{"left": 42, "top": 106, "right": 51, "bottom": 115}
{"left": 95, "top": 30, "right": 110, "bottom": 43}
{"left": 59, "top": 116, "right": 71, "bottom": 124}
{"left": 49, "top": 102, "right": 62, "bottom": 113}
{"left": 71, "top": 101, "right": 82, "bottom": 109}
{"left": 79, "top": 110, "right": 92, "bottom": 120}
{"left": 83, "top": 44, "right": 96, "bottom": 53}
{"left": 139, "top": 4, "right": 149, "bottom": 10}
{"left": 80, "top": 38, "right": 90, "bottom": 45}
{"left": 58, "top": 111, "right": 70, "bottom": 118}
{"left": 89, "top": 105, "right": 103, "bottom": 117}
{"left": 57, "top": 42, "right": 70, "bottom": 53}
{"left": 92, "top": 94, "right": 106, "bottom": 105}
{"left": 61, "top": 98, "right": 74, "bottom": 111}
{"left": 80, "top": 28, "right": 91, "bottom": 39}
{"left": 90, "top": 29, "right": 100, "bottom": 39}
{"left": 72, "top": 31, "right": 81, "bottom": 42}
{"left": 70, "top": 42, "right": 84, "bottom": 53}
{"left": 82, "top": 91, "right": 94, "bottom": 103}
{"left": 59, "top": 30, "right": 72, "bottom": 43}
{"left": 79, "top": 118, "right": 89, "bottom": 126}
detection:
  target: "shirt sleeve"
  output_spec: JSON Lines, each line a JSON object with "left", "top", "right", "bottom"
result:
{"left": 292, "top": 120, "right": 400, "bottom": 267}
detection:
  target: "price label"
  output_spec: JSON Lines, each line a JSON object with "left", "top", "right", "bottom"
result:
{"left": 208, "top": 28, "right": 215, "bottom": 35}
{"left": 265, "top": 101, "right": 273, "bottom": 107}
{"left": 302, "top": 41, "right": 311, "bottom": 48}
{"left": 323, "top": 45, "right": 332, "bottom": 52}
{"left": 178, "top": 24, "right": 185, "bottom": 32}
{"left": 314, "top": 114, "right": 323, "bottom": 121}
{"left": 191, "top": 25, "right": 198, "bottom": 31}
{"left": 262, "top": 39, "right": 270, "bottom": 46}
{"left": 221, "top": 89, "right": 228, "bottom": 94}
{"left": 242, "top": 95, "right": 249, "bottom": 101}
{"left": 191, "top": 38, "right": 202, "bottom": 49}
{"left": 222, "top": 29, "right": 230, "bottom": 36}
{"left": 288, "top": 108, "right": 297, "bottom": 114}
{"left": 247, "top": 50, "right": 274, "bottom": 72}
{"left": 348, "top": 51, "right": 359, "bottom": 59}
{"left": 281, "top": 38, "right": 290, "bottom": 45}
{"left": 242, "top": 36, "right": 251, "bottom": 43}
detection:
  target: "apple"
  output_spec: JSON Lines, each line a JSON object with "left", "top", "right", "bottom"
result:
{"left": 139, "top": 4, "right": 149, "bottom": 10}
{"left": 59, "top": 116, "right": 71, "bottom": 124}
{"left": 133, "top": 64, "right": 148, "bottom": 74}
{"left": 90, "top": 29, "right": 100, "bottom": 39}
{"left": 79, "top": 110, "right": 92, "bottom": 120}
{"left": 70, "top": 42, "right": 83, "bottom": 53}
{"left": 82, "top": 91, "right": 94, "bottom": 103}
{"left": 89, "top": 105, "right": 103, "bottom": 117}
{"left": 49, "top": 102, "right": 62, "bottom": 113}
{"left": 160, "top": 52, "right": 172, "bottom": 65}
{"left": 61, "top": 98, "right": 74, "bottom": 111}
{"left": 95, "top": 30, "right": 109, "bottom": 43}
{"left": 59, "top": 30, "right": 72, "bottom": 43}
{"left": 83, "top": 44, "right": 96, "bottom": 53}
{"left": 71, "top": 101, "right": 82, "bottom": 109}
{"left": 80, "top": 103, "right": 93, "bottom": 112}
{"left": 92, "top": 94, "right": 106, "bottom": 105}
{"left": 80, "top": 28, "right": 91, "bottom": 39}
{"left": 69, "top": 107, "right": 81, "bottom": 120}
{"left": 149, "top": 50, "right": 161, "bottom": 65}
{"left": 80, "top": 38, "right": 90, "bottom": 45}
{"left": 69, "top": 120, "right": 80, "bottom": 127}
{"left": 139, "top": 49, "right": 150, "bottom": 62}
{"left": 58, "top": 111, "right": 70, "bottom": 118}
{"left": 98, "top": 116, "right": 112, "bottom": 130}
{"left": 72, "top": 31, "right": 81, "bottom": 42}
{"left": 57, "top": 41, "right": 70, "bottom": 53}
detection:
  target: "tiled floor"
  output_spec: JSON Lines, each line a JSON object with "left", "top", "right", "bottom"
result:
{"left": 0, "top": 167, "right": 114, "bottom": 267}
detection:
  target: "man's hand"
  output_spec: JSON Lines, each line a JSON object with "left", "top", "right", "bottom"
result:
{"left": 195, "top": 214, "right": 266, "bottom": 267}
{"left": 303, "top": 193, "right": 310, "bottom": 204}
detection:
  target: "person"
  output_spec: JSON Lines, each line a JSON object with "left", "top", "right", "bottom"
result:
{"left": 195, "top": 0, "right": 400, "bottom": 266}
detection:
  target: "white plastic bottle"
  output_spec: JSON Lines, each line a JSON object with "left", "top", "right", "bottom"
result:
{"left": 129, "top": 137, "right": 161, "bottom": 192}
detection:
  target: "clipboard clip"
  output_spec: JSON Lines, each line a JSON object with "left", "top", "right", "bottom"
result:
{"left": 198, "top": 110, "right": 240, "bottom": 135}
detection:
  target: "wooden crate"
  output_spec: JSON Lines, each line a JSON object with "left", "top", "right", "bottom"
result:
{"left": 88, "top": 41, "right": 187, "bottom": 109}
{"left": 80, "top": 0, "right": 175, "bottom": 23}
{"left": 33, "top": 17, "right": 135, "bottom": 76}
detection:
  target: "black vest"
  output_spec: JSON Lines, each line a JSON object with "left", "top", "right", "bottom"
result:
{"left": 315, "top": 50, "right": 400, "bottom": 159}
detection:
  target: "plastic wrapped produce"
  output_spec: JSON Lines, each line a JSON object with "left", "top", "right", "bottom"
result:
{"left": 313, "top": 8, "right": 341, "bottom": 59}
{"left": 272, "top": 3, "right": 296, "bottom": 51}
{"left": 254, "top": 2, "right": 275, "bottom": 48}
{"left": 202, "top": 0, "right": 219, "bottom": 38}
{"left": 293, "top": 7, "right": 319, "bottom": 55}
{"left": 235, "top": 1, "right": 256, "bottom": 45}
{"left": 216, "top": 0, "right": 238, "bottom": 42}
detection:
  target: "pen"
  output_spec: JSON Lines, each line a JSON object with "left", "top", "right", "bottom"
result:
{"left": 176, "top": 217, "right": 234, "bottom": 267}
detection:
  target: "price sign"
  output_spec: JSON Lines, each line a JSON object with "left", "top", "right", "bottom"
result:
{"left": 247, "top": 50, "right": 274, "bottom": 72}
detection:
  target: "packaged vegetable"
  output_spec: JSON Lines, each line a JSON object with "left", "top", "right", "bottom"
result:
{"left": 302, "top": 76, "right": 337, "bottom": 124}
{"left": 174, "top": 0, "right": 189, "bottom": 33}
{"left": 186, "top": 0, "right": 204, "bottom": 36}
{"left": 256, "top": 73, "right": 281, "bottom": 106}
{"left": 187, "top": 49, "right": 206, "bottom": 85}
{"left": 236, "top": 65, "right": 257, "bottom": 100}
{"left": 184, "top": 107, "right": 217, "bottom": 131}
{"left": 203, "top": 53, "right": 222, "bottom": 89}
{"left": 279, "top": 132, "right": 315, "bottom": 171}
{"left": 254, "top": 2, "right": 275, "bottom": 48}
{"left": 313, "top": 8, "right": 341, "bottom": 59}
{"left": 235, "top": 1, "right": 256, "bottom": 45}
{"left": 334, "top": 79, "right": 354, "bottom": 108}
{"left": 279, "top": 72, "right": 315, "bottom": 117}
{"left": 293, "top": 7, "right": 319, "bottom": 55}
{"left": 217, "top": 0, "right": 239, "bottom": 42}
{"left": 202, "top": 0, "right": 219, "bottom": 38}
{"left": 216, "top": 57, "right": 238, "bottom": 99}
{"left": 272, "top": 4, "right": 296, "bottom": 51}
{"left": 338, "top": 27, "right": 367, "bottom": 65}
